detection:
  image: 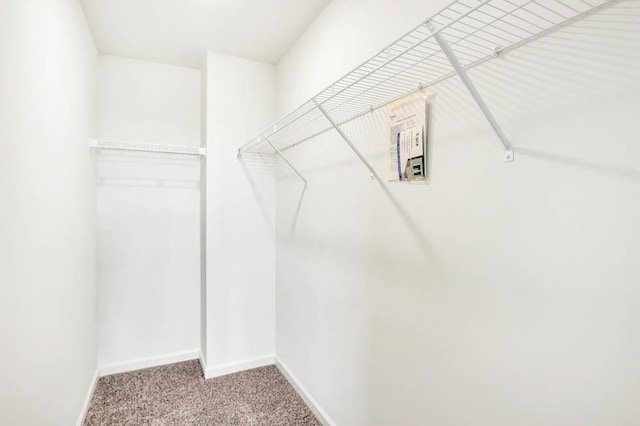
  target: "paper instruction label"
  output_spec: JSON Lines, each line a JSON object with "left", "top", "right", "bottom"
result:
{"left": 387, "top": 92, "right": 429, "bottom": 182}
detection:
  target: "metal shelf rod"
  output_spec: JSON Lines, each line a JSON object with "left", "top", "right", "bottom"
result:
{"left": 89, "top": 139, "right": 206, "bottom": 157}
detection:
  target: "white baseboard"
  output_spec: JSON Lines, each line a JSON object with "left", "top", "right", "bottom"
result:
{"left": 76, "top": 368, "right": 99, "bottom": 426}
{"left": 203, "top": 354, "right": 274, "bottom": 379}
{"left": 99, "top": 349, "right": 199, "bottom": 377}
{"left": 275, "top": 356, "right": 335, "bottom": 426}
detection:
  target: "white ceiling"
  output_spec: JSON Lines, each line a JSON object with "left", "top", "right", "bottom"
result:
{"left": 80, "top": 0, "right": 331, "bottom": 69}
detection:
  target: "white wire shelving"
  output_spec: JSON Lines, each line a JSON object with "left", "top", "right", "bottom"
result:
{"left": 237, "top": 0, "right": 620, "bottom": 181}
{"left": 89, "top": 139, "right": 207, "bottom": 157}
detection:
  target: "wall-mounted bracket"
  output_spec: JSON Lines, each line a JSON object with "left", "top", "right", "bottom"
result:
{"left": 427, "top": 21, "right": 514, "bottom": 162}
{"left": 261, "top": 135, "right": 308, "bottom": 187}
{"left": 314, "top": 98, "right": 379, "bottom": 180}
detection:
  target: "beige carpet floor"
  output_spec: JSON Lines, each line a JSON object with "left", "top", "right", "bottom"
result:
{"left": 84, "top": 360, "right": 321, "bottom": 425}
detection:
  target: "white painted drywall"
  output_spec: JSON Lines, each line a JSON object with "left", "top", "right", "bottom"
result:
{"left": 275, "top": 1, "right": 640, "bottom": 425}
{"left": 204, "top": 52, "right": 276, "bottom": 371}
{"left": 0, "top": 0, "right": 98, "bottom": 424}
{"left": 96, "top": 56, "right": 201, "bottom": 369}
{"left": 97, "top": 56, "right": 201, "bottom": 145}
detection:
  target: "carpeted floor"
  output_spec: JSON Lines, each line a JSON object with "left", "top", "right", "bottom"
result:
{"left": 84, "top": 360, "right": 321, "bottom": 425}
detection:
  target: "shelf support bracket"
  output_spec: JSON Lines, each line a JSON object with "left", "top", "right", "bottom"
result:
{"left": 427, "top": 21, "right": 514, "bottom": 162}
{"left": 314, "top": 98, "right": 379, "bottom": 180}
{"left": 262, "top": 135, "right": 308, "bottom": 187}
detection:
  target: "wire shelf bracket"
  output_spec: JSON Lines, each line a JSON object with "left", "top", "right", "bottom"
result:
{"left": 237, "top": 0, "right": 621, "bottom": 173}
{"left": 314, "top": 98, "right": 380, "bottom": 180}
{"left": 426, "top": 20, "right": 514, "bottom": 162}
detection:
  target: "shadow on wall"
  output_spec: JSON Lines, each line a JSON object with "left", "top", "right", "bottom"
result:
{"left": 94, "top": 149, "right": 202, "bottom": 188}
{"left": 359, "top": 3, "right": 640, "bottom": 425}
{"left": 514, "top": 147, "right": 640, "bottom": 182}
{"left": 239, "top": 152, "right": 278, "bottom": 231}
{"left": 241, "top": 150, "right": 308, "bottom": 234}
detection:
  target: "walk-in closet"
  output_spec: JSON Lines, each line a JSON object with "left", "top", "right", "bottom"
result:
{"left": 2, "top": 0, "right": 639, "bottom": 425}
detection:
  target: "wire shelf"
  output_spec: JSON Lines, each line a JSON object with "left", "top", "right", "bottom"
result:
{"left": 90, "top": 139, "right": 206, "bottom": 157}
{"left": 239, "top": 0, "right": 619, "bottom": 156}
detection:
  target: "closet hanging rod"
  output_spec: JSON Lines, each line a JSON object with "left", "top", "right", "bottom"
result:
{"left": 238, "top": 0, "right": 620, "bottom": 162}
{"left": 89, "top": 139, "right": 206, "bottom": 157}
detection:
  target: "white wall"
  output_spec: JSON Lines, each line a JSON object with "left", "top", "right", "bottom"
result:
{"left": 0, "top": 0, "right": 98, "bottom": 424}
{"left": 97, "top": 56, "right": 201, "bottom": 145}
{"left": 96, "top": 56, "right": 201, "bottom": 370}
{"left": 204, "top": 52, "right": 276, "bottom": 374}
{"left": 275, "top": 1, "right": 640, "bottom": 425}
